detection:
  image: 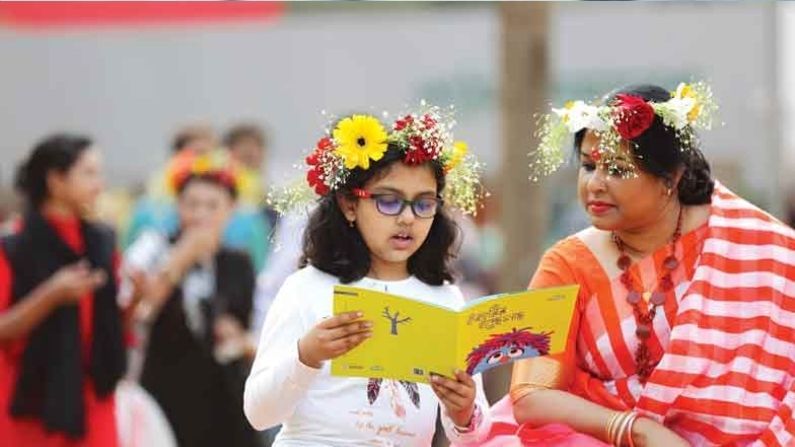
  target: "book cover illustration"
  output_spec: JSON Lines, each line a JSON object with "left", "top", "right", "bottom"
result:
{"left": 331, "top": 284, "right": 578, "bottom": 383}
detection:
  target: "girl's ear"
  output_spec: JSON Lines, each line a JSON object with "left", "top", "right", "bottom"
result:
{"left": 336, "top": 192, "right": 358, "bottom": 223}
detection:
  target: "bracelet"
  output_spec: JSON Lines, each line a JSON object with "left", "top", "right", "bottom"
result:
{"left": 509, "top": 382, "right": 550, "bottom": 404}
{"left": 614, "top": 412, "right": 633, "bottom": 447}
{"left": 610, "top": 411, "right": 638, "bottom": 447}
{"left": 453, "top": 404, "right": 482, "bottom": 434}
{"left": 606, "top": 411, "right": 620, "bottom": 443}
{"left": 626, "top": 413, "right": 639, "bottom": 447}
{"left": 606, "top": 411, "right": 635, "bottom": 446}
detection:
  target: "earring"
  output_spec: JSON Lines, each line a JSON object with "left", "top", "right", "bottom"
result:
{"left": 667, "top": 188, "right": 673, "bottom": 197}
{"left": 348, "top": 220, "right": 355, "bottom": 228}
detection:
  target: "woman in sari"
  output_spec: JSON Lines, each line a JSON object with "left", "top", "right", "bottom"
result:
{"left": 478, "top": 83, "right": 794, "bottom": 447}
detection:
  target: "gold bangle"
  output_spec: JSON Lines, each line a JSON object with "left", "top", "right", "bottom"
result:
{"left": 608, "top": 411, "right": 631, "bottom": 446}
{"left": 626, "top": 414, "right": 639, "bottom": 447}
{"left": 614, "top": 412, "right": 637, "bottom": 447}
{"left": 605, "top": 411, "right": 623, "bottom": 444}
{"left": 509, "top": 382, "right": 550, "bottom": 404}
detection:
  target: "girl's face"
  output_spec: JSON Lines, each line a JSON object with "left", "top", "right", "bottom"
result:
{"left": 48, "top": 148, "right": 104, "bottom": 215}
{"left": 341, "top": 162, "right": 439, "bottom": 278}
{"left": 577, "top": 130, "right": 672, "bottom": 232}
{"left": 177, "top": 178, "right": 235, "bottom": 232}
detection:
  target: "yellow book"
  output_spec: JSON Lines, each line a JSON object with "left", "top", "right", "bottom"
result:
{"left": 331, "top": 284, "right": 579, "bottom": 383}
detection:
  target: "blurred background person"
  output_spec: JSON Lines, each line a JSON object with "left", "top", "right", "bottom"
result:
{"left": 124, "top": 149, "right": 261, "bottom": 447}
{"left": 221, "top": 122, "right": 276, "bottom": 271}
{"left": 0, "top": 134, "right": 129, "bottom": 447}
{"left": 122, "top": 124, "right": 272, "bottom": 272}
{"left": 223, "top": 123, "right": 268, "bottom": 208}
{"left": 122, "top": 124, "right": 217, "bottom": 250}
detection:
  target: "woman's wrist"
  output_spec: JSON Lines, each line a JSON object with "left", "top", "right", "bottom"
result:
{"left": 630, "top": 416, "right": 654, "bottom": 447}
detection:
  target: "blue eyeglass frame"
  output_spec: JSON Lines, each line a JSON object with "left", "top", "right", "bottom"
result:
{"left": 353, "top": 188, "right": 442, "bottom": 219}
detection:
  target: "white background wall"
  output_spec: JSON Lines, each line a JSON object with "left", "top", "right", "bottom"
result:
{"left": 0, "top": 2, "right": 790, "bottom": 215}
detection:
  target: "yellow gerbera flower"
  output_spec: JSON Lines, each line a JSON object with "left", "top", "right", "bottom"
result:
{"left": 445, "top": 140, "right": 468, "bottom": 172}
{"left": 333, "top": 115, "right": 388, "bottom": 170}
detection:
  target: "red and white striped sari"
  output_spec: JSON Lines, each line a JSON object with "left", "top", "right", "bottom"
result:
{"left": 635, "top": 183, "right": 794, "bottom": 445}
{"left": 481, "top": 183, "right": 794, "bottom": 447}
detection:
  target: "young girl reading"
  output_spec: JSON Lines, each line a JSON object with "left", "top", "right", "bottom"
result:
{"left": 244, "top": 106, "right": 492, "bottom": 445}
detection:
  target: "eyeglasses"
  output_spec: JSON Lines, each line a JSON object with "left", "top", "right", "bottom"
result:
{"left": 353, "top": 188, "right": 442, "bottom": 219}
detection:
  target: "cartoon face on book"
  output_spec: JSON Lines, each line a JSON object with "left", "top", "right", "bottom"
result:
{"left": 465, "top": 328, "right": 552, "bottom": 375}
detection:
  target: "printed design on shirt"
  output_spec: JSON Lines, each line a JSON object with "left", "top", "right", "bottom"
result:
{"left": 367, "top": 378, "right": 420, "bottom": 418}
{"left": 350, "top": 409, "right": 419, "bottom": 444}
{"left": 381, "top": 306, "right": 412, "bottom": 335}
{"left": 465, "top": 327, "right": 552, "bottom": 375}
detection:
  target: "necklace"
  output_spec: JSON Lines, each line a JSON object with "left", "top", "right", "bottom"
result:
{"left": 612, "top": 207, "right": 683, "bottom": 383}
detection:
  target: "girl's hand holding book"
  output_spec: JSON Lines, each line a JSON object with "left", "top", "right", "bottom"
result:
{"left": 298, "top": 311, "right": 373, "bottom": 369}
{"left": 430, "top": 369, "right": 477, "bottom": 429}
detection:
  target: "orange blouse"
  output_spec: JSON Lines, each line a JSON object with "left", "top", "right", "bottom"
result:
{"left": 512, "top": 183, "right": 795, "bottom": 446}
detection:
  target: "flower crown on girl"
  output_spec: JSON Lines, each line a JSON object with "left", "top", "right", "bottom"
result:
{"left": 529, "top": 81, "right": 718, "bottom": 180}
{"left": 165, "top": 149, "right": 246, "bottom": 196}
{"left": 271, "top": 102, "right": 486, "bottom": 215}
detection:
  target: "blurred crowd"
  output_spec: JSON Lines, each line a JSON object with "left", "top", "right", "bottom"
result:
{"left": 0, "top": 123, "right": 505, "bottom": 447}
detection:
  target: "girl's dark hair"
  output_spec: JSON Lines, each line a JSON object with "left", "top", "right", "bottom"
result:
{"left": 176, "top": 174, "right": 238, "bottom": 200}
{"left": 14, "top": 133, "right": 93, "bottom": 207}
{"left": 300, "top": 145, "right": 459, "bottom": 285}
{"left": 574, "top": 84, "right": 714, "bottom": 205}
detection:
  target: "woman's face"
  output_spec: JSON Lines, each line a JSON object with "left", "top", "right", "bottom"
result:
{"left": 177, "top": 178, "right": 235, "bottom": 232}
{"left": 49, "top": 147, "right": 105, "bottom": 215}
{"left": 341, "top": 162, "right": 439, "bottom": 275}
{"left": 577, "top": 130, "right": 672, "bottom": 232}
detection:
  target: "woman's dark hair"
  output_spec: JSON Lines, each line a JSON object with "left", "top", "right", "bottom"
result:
{"left": 574, "top": 84, "right": 714, "bottom": 205}
{"left": 300, "top": 145, "right": 459, "bottom": 285}
{"left": 14, "top": 133, "right": 93, "bottom": 207}
{"left": 176, "top": 173, "right": 238, "bottom": 200}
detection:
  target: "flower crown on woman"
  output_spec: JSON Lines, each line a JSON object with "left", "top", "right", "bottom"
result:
{"left": 272, "top": 103, "right": 485, "bottom": 215}
{"left": 529, "top": 81, "right": 718, "bottom": 180}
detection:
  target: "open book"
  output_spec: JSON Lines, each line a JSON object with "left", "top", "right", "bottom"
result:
{"left": 331, "top": 284, "right": 579, "bottom": 383}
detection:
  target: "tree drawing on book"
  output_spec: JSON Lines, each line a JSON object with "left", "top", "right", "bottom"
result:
{"left": 465, "top": 327, "right": 553, "bottom": 375}
{"left": 382, "top": 306, "right": 412, "bottom": 335}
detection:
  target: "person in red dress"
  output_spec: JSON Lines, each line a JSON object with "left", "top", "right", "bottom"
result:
{"left": 0, "top": 134, "right": 133, "bottom": 447}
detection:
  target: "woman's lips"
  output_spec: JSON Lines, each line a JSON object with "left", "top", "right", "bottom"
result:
{"left": 587, "top": 201, "right": 615, "bottom": 215}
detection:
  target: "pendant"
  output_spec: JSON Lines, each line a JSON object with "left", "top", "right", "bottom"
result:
{"left": 642, "top": 291, "right": 652, "bottom": 302}
{"left": 660, "top": 275, "right": 673, "bottom": 292}
{"left": 635, "top": 324, "right": 651, "bottom": 340}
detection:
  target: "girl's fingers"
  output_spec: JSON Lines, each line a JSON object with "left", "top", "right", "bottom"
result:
{"left": 431, "top": 374, "right": 473, "bottom": 399}
{"left": 326, "top": 320, "right": 373, "bottom": 340}
{"left": 454, "top": 369, "right": 476, "bottom": 388}
{"left": 430, "top": 382, "right": 468, "bottom": 410}
{"left": 317, "top": 311, "right": 364, "bottom": 330}
{"left": 329, "top": 331, "right": 372, "bottom": 355}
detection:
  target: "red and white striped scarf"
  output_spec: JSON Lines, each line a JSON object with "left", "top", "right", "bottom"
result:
{"left": 635, "top": 183, "right": 795, "bottom": 446}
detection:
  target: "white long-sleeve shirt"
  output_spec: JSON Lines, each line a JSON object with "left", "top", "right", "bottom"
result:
{"left": 244, "top": 265, "right": 492, "bottom": 446}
